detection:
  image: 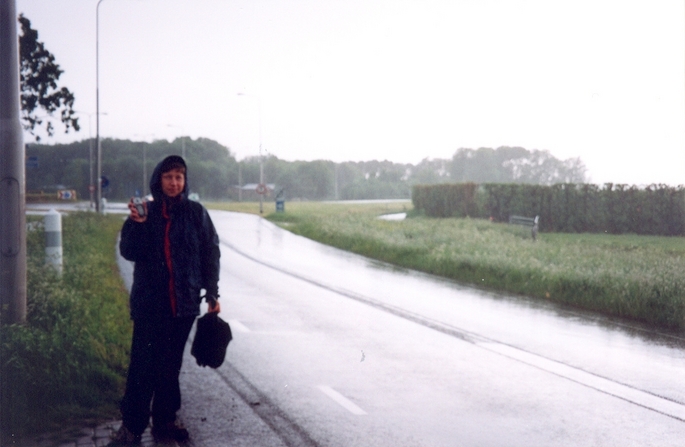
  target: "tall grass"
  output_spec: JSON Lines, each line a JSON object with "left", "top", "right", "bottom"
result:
{"left": 1, "top": 213, "right": 131, "bottom": 440}
{"left": 256, "top": 202, "right": 685, "bottom": 331}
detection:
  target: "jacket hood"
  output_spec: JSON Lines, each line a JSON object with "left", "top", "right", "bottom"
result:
{"left": 150, "top": 155, "right": 189, "bottom": 201}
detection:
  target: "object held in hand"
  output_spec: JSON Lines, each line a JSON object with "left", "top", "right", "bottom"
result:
{"left": 132, "top": 197, "right": 146, "bottom": 217}
{"left": 191, "top": 312, "right": 232, "bottom": 368}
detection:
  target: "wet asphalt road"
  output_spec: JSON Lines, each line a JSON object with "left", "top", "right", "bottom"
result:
{"left": 178, "top": 210, "right": 685, "bottom": 447}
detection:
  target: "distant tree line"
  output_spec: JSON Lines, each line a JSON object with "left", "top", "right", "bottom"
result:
{"left": 413, "top": 182, "right": 685, "bottom": 236}
{"left": 26, "top": 139, "right": 587, "bottom": 202}
{"left": 450, "top": 147, "right": 586, "bottom": 184}
{"left": 26, "top": 138, "right": 238, "bottom": 201}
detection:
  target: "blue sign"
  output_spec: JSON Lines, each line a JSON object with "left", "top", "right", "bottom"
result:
{"left": 58, "top": 190, "right": 74, "bottom": 200}
{"left": 101, "top": 176, "right": 110, "bottom": 188}
{"left": 25, "top": 156, "right": 38, "bottom": 168}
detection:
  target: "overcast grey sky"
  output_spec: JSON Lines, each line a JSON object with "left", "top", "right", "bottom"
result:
{"left": 15, "top": 0, "right": 685, "bottom": 185}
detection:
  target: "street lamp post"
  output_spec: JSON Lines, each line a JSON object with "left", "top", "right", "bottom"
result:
{"left": 95, "top": 0, "right": 106, "bottom": 213}
{"left": 75, "top": 111, "right": 106, "bottom": 208}
{"left": 134, "top": 134, "right": 154, "bottom": 196}
{"left": 237, "top": 93, "right": 264, "bottom": 213}
{"left": 86, "top": 113, "right": 95, "bottom": 208}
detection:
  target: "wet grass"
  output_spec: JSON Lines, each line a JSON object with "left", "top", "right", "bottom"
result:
{"left": 205, "top": 200, "right": 411, "bottom": 217}
{"left": 206, "top": 201, "right": 685, "bottom": 331}
{"left": 1, "top": 213, "right": 131, "bottom": 440}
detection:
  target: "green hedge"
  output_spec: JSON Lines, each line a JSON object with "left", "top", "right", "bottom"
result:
{"left": 412, "top": 183, "right": 479, "bottom": 218}
{"left": 413, "top": 183, "right": 685, "bottom": 236}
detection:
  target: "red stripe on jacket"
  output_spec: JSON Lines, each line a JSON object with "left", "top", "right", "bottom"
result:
{"left": 162, "top": 201, "right": 177, "bottom": 316}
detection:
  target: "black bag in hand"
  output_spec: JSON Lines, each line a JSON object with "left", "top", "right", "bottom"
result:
{"left": 191, "top": 312, "right": 232, "bottom": 368}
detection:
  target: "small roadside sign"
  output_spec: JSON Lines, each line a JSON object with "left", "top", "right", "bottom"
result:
{"left": 58, "top": 190, "right": 76, "bottom": 200}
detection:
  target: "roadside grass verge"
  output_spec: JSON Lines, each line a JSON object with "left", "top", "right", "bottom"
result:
{"left": 205, "top": 200, "right": 411, "bottom": 218}
{"left": 1, "top": 213, "right": 131, "bottom": 440}
{"left": 213, "top": 202, "right": 685, "bottom": 331}
{"left": 205, "top": 200, "right": 278, "bottom": 216}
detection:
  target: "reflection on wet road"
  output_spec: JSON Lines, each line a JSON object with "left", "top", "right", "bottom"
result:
{"left": 214, "top": 210, "right": 685, "bottom": 445}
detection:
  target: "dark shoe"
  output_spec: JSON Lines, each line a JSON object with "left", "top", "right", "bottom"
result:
{"left": 108, "top": 424, "right": 142, "bottom": 446}
{"left": 152, "top": 420, "right": 190, "bottom": 443}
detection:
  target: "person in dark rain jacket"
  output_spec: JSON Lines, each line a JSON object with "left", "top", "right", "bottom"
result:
{"left": 110, "top": 155, "right": 221, "bottom": 445}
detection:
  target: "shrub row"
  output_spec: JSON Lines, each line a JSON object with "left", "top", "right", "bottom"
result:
{"left": 412, "top": 183, "right": 685, "bottom": 236}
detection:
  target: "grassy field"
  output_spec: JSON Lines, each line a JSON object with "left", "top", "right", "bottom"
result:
{"left": 207, "top": 200, "right": 685, "bottom": 331}
{"left": 1, "top": 213, "right": 131, "bottom": 440}
{"left": 205, "top": 199, "right": 411, "bottom": 216}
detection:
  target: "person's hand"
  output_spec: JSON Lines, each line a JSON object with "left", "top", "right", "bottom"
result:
{"left": 206, "top": 295, "right": 221, "bottom": 313}
{"left": 128, "top": 198, "right": 148, "bottom": 223}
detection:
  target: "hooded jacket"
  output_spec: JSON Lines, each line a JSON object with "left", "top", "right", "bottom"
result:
{"left": 120, "top": 155, "right": 221, "bottom": 320}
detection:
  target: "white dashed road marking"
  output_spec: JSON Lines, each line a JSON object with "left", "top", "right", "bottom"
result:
{"left": 317, "top": 386, "right": 367, "bottom": 415}
{"left": 228, "top": 319, "right": 251, "bottom": 333}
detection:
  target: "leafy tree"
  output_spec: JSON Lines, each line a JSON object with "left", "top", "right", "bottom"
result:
{"left": 450, "top": 146, "right": 587, "bottom": 185}
{"left": 335, "top": 160, "right": 412, "bottom": 200}
{"left": 265, "top": 157, "right": 297, "bottom": 197}
{"left": 334, "top": 162, "right": 365, "bottom": 199}
{"left": 410, "top": 158, "right": 450, "bottom": 185}
{"left": 18, "top": 14, "right": 79, "bottom": 141}
{"left": 240, "top": 155, "right": 264, "bottom": 185}
{"left": 295, "top": 160, "right": 334, "bottom": 200}
{"left": 63, "top": 159, "right": 88, "bottom": 191}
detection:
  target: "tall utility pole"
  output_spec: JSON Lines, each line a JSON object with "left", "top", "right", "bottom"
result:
{"left": 75, "top": 111, "right": 102, "bottom": 208}
{"left": 133, "top": 134, "right": 155, "bottom": 195}
{"left": 95, "top": 0, "right": 105, "bottom": 213}
{"left": 0, "top": 0, "right": 27, "bottom": 324}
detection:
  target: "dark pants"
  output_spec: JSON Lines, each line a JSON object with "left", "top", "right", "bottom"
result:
{"left": 120, "top": 316, "right": 195, "bottom": 436}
